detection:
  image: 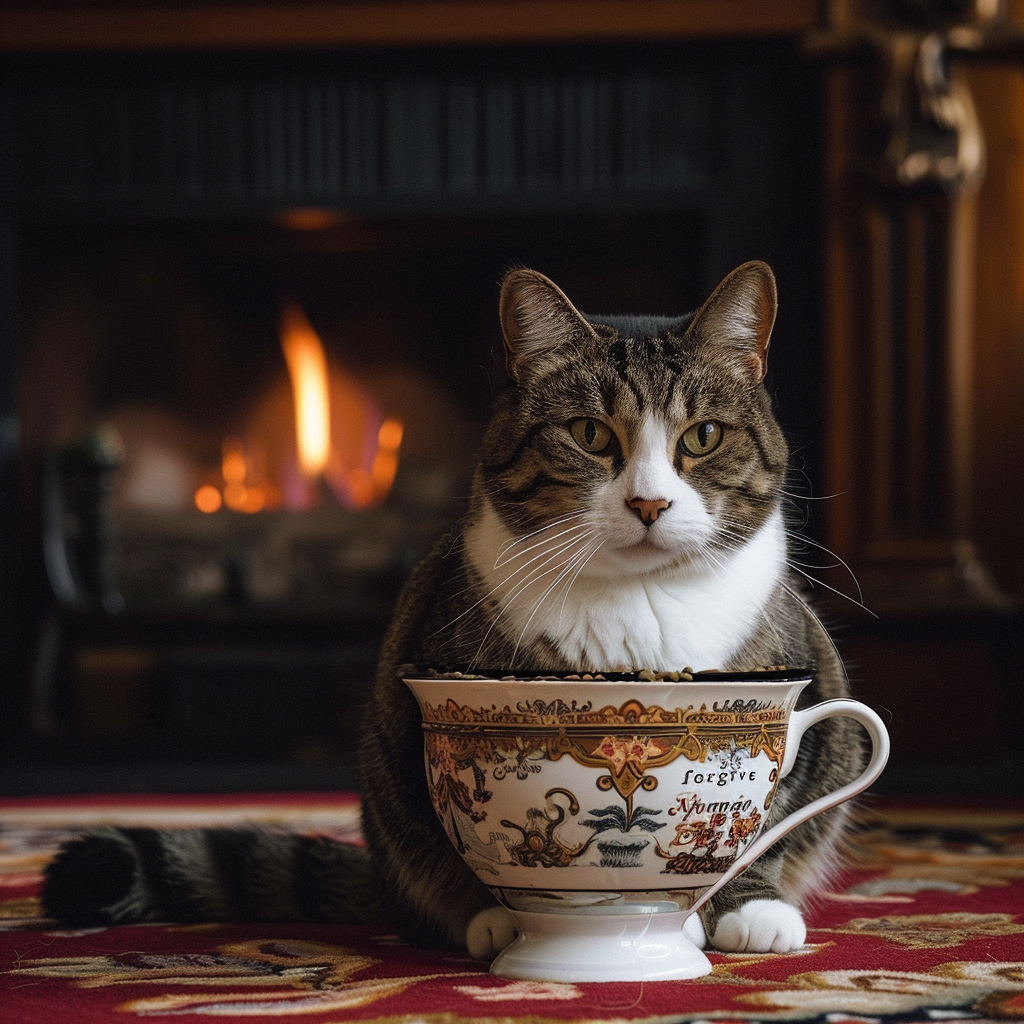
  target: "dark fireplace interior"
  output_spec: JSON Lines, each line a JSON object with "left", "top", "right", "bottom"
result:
{"left": 0, "top": 38, "right": 824, "bottom": 793}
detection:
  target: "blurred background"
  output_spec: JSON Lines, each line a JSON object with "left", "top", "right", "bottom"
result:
{"left": 0, "top": 0, "right": 1021, "bottom": 797}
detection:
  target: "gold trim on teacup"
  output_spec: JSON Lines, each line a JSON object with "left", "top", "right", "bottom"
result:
{"left": 419, "top": 697, "right": 787, "bottom": 729}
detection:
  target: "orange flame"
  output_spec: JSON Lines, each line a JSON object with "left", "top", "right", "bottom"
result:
{"left": 195, "top": 303, "right": 403, "bottom": 513}
{"left": 280, "top": 301, "right": 331, "bottom": 478}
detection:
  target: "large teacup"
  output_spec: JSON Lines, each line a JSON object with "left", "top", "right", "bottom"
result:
{"left": 404, "top": 670, "right": 889, "bottom": 983}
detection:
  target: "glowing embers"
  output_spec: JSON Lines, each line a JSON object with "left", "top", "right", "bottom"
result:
{"left": 195, "top": 302, "right": 403, "bottom": 513}
{"left": 193, "top": 438, "right": 279, "bottom": 514}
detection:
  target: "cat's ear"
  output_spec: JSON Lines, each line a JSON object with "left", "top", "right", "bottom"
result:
{"left": 689, "top": 261, "right": 777, "bottom": 382}
{"left": 499, "top": 269, "right": 597, "bottom": 380}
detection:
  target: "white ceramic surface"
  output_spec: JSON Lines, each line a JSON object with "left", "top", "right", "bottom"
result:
{"left": 404, "top": 671, "right": 889, "bottom": 982}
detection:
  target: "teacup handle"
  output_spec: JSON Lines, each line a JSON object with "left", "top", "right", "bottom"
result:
{"left": 690, "top": 698, "right": 890, "bottom": 914}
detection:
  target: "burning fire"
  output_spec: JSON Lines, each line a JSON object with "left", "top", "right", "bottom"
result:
{"left": 195, "top": 302, "right": 402, "bottom": 513}
{"left": 281, "top": 301, "right": 331, "bottom": 479}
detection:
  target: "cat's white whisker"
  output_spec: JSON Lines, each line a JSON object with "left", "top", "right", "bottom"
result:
{"left": 508, "top": 536, "right": 605, "bottom": 667}
{"left": 491, "top": 529, "right": 593, "bottom": 598}
{"left": 493, "top": 509, "right": 589, "bottom": 557}
{"left": 541, "top": 537, "right": 602, "bottom": 626}
{"left": 498, "top": 530, "right": 597, "bottom": 610}
{"left": 783, "top": 530, "right": 866, "bottom": 607}
{"left": 788, "top": 557, "right": 846, "bottom": 575}
{"left": 508, "top": 550, "right": 588, "bottom": 667}
{"left": 785, "top": 562, "right": 876, "bottom": 618}
{"left": 555, "top": 539, "right": 606, "bottom": 625}
{"left": 779, "top": 487, "right": 846, "bottom": 502}
{"left": 433, "top": 520, "right": 592, "bottom": 643}
{"left": 470, "top": 528, "right": 598, "bottom": 666}
{"left": 492, "top": 507, "right": 586, "bottom": 544}
{"left": 493, "top": 516, "right": 591, "bottom": 570}
{"left": 778, "top": 580, "right": 856, "bottom": 691}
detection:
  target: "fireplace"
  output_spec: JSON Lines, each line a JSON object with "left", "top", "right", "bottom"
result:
{"left": 0, "top": 37, "right": 823, "bottom": 791}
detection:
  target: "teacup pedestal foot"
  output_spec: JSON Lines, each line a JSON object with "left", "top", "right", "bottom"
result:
{"left": 489, "top": 909, "right": 712, "bottom": 983}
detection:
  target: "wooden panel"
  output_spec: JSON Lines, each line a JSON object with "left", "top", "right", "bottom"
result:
{"left": 967, "top": 61, "right": 1024, "bottom": 599}
{"left": 817, "top": 10, "right": 1022, "bottom": 610}
{"left": 0, "top": 1, "right": 819, "bottom": 51}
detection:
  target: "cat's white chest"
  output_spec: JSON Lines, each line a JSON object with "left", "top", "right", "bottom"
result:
{"left": 465, "top": 501, "right": 786, "bottom": 671}
{"left": 547, "top": 532, "right": 783, "bottom": 671}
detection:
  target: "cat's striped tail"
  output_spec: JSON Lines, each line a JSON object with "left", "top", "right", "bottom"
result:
{"left": 41, "top": 827, "right": 380, "bottom": 926}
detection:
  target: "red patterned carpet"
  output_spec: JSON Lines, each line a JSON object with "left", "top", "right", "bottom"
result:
{"left": 1, "top": 793, "right": 1023, "bottom": 1023}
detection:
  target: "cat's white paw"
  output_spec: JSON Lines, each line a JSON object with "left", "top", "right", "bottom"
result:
{"left": 710, "top": 900, "right": 806, "bottom": 953}
{"left": 466, "top": 906, "right": 519, "bottom": 960}
{"left": 683, "top": 911, "right": 707, "bottom": 948}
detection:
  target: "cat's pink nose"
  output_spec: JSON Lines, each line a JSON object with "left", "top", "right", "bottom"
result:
{"left": 627, "top": 497, "right": 671, "bottom": 525}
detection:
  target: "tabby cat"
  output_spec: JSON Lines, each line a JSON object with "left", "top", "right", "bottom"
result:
{"left": 43, "top": 262, "right": 866, "bottom": 960}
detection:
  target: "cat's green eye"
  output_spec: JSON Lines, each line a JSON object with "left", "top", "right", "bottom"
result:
{"left": 569, "top": 418, "right": 614, "bottom": 454}
{"left": 680, "top": 420, "right": 724, "bottom": 457}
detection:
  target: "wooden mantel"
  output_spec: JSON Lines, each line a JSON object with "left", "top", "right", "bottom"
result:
{"left": 0, "top": 1, "right": 818, "bottom": 51}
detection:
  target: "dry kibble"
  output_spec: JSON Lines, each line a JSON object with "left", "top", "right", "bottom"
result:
{"left": 429, "top": 664, "right": 786, "bottom": 681}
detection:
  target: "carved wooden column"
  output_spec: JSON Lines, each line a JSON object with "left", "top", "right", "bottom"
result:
{"left": 807, "top": 0, "right": 1022, "bottom": 613}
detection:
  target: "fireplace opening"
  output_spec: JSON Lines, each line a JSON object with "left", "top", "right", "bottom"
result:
{"left": 13, "top": 209, "right": 735, "bottom": 788}
{"left": 20, "top": 211, "right": 709, "bottom": 602}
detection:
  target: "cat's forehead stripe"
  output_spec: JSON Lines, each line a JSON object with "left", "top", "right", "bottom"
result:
{"left": 608, "top": 338, "right": 650, "bottom": 417}
{"left": 603, "top": 334, "right": 694, "bottom": 423}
